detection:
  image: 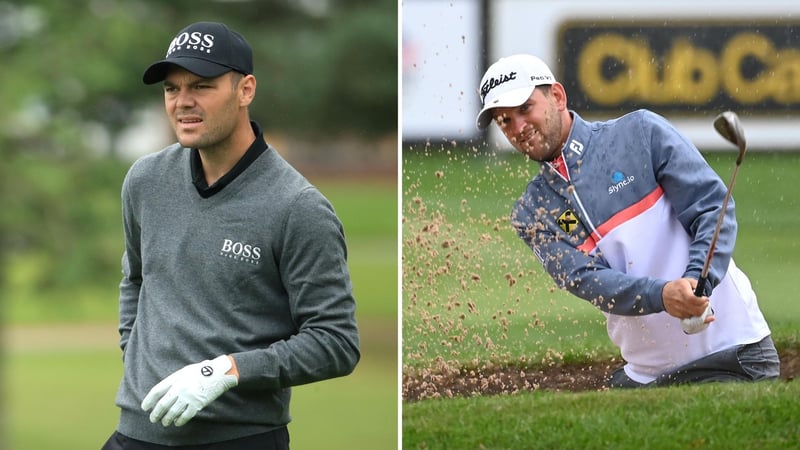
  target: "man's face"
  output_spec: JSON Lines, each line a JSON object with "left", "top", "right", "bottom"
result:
{"left": 163, "top": 67, "right": 242, "bottom": 151}
{"left": 491, "top": 87, "right": 565, "bottom": 162}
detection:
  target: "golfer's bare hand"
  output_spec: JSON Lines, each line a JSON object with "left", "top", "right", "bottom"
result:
{"left": 662, "top": 278, "right": 714, "bottom": 322}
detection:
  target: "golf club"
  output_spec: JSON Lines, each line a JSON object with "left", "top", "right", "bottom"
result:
{"left": 681, "top": 111, "right": 747, "bottom": 334}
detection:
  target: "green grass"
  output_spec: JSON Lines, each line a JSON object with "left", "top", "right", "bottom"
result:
{"left": 4, "top": 339, "right": 397, "bottom": 450}
{"left": 319, "top": 179, "right": 398, "bottom": 318}
{"left": 707, "top": 153, "right": 800, "bottom": 333}
{"left": 290, "top": 347, "right": 397, "bottom": 450}
{"left": 321, "top": 179, "right": 398, "bottom": 318}
{"left": 3, "top": 349, "right": 122, "bottom": 449}
{"left": 403, "top": 381, "right": 800, "bottom": 449}
{"left": 312, "top": 178, "right": 398, "bottom": 239}
{"left": 402, "top": 149, "right": 800, "bottom": 369}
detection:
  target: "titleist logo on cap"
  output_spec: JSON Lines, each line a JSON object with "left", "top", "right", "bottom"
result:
{"left": 480, "top": 71, "right": 517, "bottom": 102}
{"left": 167, "top": 31, "right": 216, "bottom": 57}
{"left": 480, "top": 71, "right": 556, "bottom": 103}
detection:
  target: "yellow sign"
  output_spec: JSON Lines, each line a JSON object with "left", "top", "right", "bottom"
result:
{"left": 557, "top": 21, "right": 800, "bottom": 115}
{"left": 557, "top": 209, "right": 579, "bottom": 234}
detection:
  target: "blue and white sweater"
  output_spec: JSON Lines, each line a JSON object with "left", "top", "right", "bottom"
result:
{"left": 512, "top": 110, "right": 770, "bottom": 383}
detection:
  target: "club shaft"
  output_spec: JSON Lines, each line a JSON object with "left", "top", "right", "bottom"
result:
{"left": 693, "top": 161, "right": 742, "bottom": 297}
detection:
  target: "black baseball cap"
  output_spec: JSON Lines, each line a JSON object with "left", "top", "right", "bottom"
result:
{"left": 142, "top": 22, "right": 253, "bottom": 85}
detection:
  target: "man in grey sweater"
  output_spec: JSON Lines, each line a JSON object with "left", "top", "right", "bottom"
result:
{"left": 102, "top": 22, "right": 360, "bottom": 450}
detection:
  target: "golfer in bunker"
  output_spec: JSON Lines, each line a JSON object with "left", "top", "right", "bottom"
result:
{"left": 476, "top": 54, "right": 779, "bottom": 387}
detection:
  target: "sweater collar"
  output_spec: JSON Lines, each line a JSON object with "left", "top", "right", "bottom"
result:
{"left": 543, "top": 111, "right": 590, "bottom": 181}
{"left": 190, "top": 121, "right": 267, "bottom": 198}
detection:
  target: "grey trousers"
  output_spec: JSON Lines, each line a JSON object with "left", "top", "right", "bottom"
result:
{"left": 608, "top": 335, "right": 781, "bottom": 388}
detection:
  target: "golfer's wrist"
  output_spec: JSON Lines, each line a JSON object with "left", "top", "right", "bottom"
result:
{"left": 225, "top": 355, "right": 239, "bottom": 380}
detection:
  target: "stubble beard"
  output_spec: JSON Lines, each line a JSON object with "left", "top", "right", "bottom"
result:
{"left": 525, "top": 110, "right": 564, "bottom": 163}
{"left": 176, "top": 102, "right": 240, "bottom": 152}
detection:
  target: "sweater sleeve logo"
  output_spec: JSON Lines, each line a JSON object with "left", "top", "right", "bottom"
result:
{"left": 557, "top": 209, "right": 580, "bottom": 234}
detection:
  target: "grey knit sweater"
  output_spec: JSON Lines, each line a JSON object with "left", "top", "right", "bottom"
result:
{"left": 114, "top": 122, "right": 360, "bottom": 445}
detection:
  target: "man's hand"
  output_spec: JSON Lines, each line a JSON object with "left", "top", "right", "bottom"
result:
{"left": 681, "top": 304, "right": 714, "bottom": 334}
{"left": 141, "top": 355, "right": 239, "bottom": 427}
{"left": 662, "top": 278, "right": 715, "bottom": 321}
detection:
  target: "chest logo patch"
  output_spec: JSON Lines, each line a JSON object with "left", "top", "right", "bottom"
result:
{"left": 557, "top": 209, "right": 579, "bottom": 234}
{"left": 608, "top": 171, "right": 636, "bottom": 195}
{"left": 220, "top": 238, "right": 262, "bottom": 265}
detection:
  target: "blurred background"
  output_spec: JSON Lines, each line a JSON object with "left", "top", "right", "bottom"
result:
{"left": 403, "top": 0, "right": 800, "bottom": 148}
{"left": 1, "top": 0, "right": 397, "bottom": 449}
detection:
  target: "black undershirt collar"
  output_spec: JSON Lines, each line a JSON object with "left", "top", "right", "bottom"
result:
{"left": 190, "top": 121, "right": 267, "bottom": 198}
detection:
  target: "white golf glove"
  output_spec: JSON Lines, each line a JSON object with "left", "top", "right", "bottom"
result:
{"left": 141, "top": 355, "right": 238, "bottom": 427}
{"left": 681, "top": 305, "right": 714, "bottom": 334}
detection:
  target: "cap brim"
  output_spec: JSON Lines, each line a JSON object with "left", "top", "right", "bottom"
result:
{"left": 475, "top": 86, "right": 536, "bottom": 130}
{"left": 142, "top": 57, "right": 233, "bottom": 85}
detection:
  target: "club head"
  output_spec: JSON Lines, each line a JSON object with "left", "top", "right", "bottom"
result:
{"left": 713, "top": 111, "right": 747, "bottom": 164}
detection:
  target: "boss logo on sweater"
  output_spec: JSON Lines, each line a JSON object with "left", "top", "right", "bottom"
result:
{"left": 220, "top": 238, "right": 262, "bottom": 265}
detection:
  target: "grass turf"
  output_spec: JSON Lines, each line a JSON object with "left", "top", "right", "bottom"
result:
{"left": 403, "top": 381, "right": 800, "bottom": 449}
{"left": 3, "top": 339, "right": 398, "bottom": 450}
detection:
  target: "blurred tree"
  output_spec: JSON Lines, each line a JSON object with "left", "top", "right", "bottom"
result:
{"left": 0, "top": 0, "right": 397, "bottom": 311}
{"left": 1, "top": 0, "right": 397, "bottom": 153}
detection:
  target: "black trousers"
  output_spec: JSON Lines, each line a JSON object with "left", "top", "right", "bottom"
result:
{"left": 608, "top": 335, "right": 781, "bottom": 388}
{"left": 101, "top": 427, "right": 289, "bottom": 450}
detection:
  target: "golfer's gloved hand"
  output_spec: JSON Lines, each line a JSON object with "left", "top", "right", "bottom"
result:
{"left": 681, "top": 305, "right": 715, "bottom": 334}
{"left": 141, "top": 355, "right": 238, "bottom": 427}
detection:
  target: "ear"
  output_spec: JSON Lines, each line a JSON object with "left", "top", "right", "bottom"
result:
{"left": 239, "top": 74, "right": 257, "bottom": 107}
{"left": 550, "top": 82, "right": 568, "bottom": 111}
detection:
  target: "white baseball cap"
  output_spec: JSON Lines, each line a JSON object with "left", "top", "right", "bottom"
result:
{"left": 475, "top": 54, "right": 556, "bottom": 130}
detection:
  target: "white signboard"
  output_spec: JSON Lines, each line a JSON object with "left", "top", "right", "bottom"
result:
{"left": 402, "top": 0, "right": 800, "bottom": 150}
{"left": 402, "top": 0, "right": 482, "bottom": 142}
